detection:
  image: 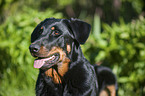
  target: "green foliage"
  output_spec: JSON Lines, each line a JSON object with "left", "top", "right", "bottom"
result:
{"left": 121, "top": 0, "right": 144, "bottom": 13}
{"left": 0, "top": 7, "right": 62, "bottom": 96}
{"left": 0, "top": 0, "right": 144, "bottom": 96}
{"left": 57, "top": 0, "right": 73, "bottom": 6}
{"left": 82, "top": 16, "right": 145, "bottom": 96}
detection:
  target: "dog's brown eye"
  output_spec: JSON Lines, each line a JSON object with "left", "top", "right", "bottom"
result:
{"left": 51, "top": 30, "right": 60, "bottom": 36}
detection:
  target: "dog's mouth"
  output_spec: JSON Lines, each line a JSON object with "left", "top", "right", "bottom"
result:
{"left": 34, "top": 53, "right": 60, "bottom": 69}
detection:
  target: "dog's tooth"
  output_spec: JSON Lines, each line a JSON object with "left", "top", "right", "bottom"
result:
{"left": 45, "top": 55, "right": 55, "bottom": 61}
{"left": 52, "top": 55, "right": 55, "bottom": 59}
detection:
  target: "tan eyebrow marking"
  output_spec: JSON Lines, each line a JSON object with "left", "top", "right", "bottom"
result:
{"left": 51, "top": 27, "right": 55, "bottom": 30}
{"left": 41, "top": 26, "right": 43, "bottom": 29}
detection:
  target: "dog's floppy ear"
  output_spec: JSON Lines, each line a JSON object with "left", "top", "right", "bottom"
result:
{"left": 63, "top": 18, "right": 91, "bottom": 44}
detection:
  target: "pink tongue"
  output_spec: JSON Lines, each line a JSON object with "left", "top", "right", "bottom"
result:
{"left": 34, "top": 59, "right": 45, "bottom": 68}
{"left": 34, "top": 55, "right": 55, "bottom": 68}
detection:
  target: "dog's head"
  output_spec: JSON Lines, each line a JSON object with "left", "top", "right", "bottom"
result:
{"left": 29, "top": 18, "right": 91, "bottom": 69}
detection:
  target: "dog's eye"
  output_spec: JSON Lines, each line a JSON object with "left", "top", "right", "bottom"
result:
{"left": 51, "top": 30, "right": 60, "bottom": 36}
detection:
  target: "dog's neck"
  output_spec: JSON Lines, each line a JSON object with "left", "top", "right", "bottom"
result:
{"left": 41, "top": 42, "right": 84, "bottom": 84}
{"left": 43, "top": 52, "right": 70, "bottom": 84}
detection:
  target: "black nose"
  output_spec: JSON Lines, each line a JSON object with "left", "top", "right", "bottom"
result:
{"left": 29, "top": 44, "right": 40, "bottom": 53}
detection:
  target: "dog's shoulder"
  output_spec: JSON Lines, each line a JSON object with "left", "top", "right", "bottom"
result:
{"left": 62, "top": 59, "right": 98, "bottom": 95}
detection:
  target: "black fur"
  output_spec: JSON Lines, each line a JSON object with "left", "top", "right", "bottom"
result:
{"left": 29, "top": 18, "right": 118, "bottom": 96}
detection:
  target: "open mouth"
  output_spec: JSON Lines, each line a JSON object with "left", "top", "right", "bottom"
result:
{"left": 34, "top": 53, "right": 60, "bottom": 69}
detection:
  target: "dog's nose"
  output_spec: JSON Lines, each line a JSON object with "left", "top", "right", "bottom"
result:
{"left": 29, "top": 44, "right": 40, "bottom": 53}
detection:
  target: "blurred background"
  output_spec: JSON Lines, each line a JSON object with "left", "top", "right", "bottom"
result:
{"left": 0, "top": 0, "right": 145, "bottom": 96}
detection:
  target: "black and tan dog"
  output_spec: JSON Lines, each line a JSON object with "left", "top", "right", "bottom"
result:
{"left": 29, "top": 18, "right": 118, "bottom": 96}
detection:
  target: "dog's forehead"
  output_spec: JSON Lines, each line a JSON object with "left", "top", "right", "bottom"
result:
{"left": 40, "top": 18, "right": 70, "bottom": 34}
{"left": 41, "top": 18, "right": 62, "bottom": 27}
{"left": 31, "top": 18, "right": 70, "bottom": 42}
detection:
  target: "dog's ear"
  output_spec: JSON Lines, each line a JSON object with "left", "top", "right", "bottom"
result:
{"left": 63, "top": 18, "right": 91, "bottom": 44}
